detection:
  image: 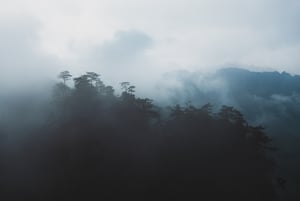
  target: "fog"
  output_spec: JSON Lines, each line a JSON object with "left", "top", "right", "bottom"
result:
{"left": 156, "top": 68, "right": 300, "bottom": 200}
{"left": 1, "top": 0, "right": 300, "bottom": 90}
{"left": 0, "top": 1, "right": 300, "bottom": 200}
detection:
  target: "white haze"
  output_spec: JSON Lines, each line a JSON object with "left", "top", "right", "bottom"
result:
{"left": 0, "top": 0, "right": 299, "bottom": 94}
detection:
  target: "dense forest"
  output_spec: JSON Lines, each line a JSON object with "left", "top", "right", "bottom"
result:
{"left": 0, "top": 71, "right": 282, "bottom": 200}
{"left": 161, "top": 67, "right": 300, "bottom": 200}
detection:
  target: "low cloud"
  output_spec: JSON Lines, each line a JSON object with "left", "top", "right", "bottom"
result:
{"left": 85, "top": 30, "right": 152, "bottom": 70}
{"left": 0, "top": 17, "right": 62, "bottom": 92}
{"left": 73, "top": 30, "right": 155, "bottom": 92}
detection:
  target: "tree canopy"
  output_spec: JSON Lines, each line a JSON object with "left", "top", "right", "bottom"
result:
{"left": 0, "top": 71, "right": 280, "bottom": 201}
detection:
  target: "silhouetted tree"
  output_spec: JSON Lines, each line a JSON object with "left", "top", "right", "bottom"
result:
{"left": 103, "top": 85, "right": 115, "bottom": 97}
{"left": 170, "top": 104, "right": 184, "bottom": 118}
{"left": 0, "top": 71, "right": 279, "bottom": 201}
{"left": 58, "top": 70, "right": 72, "bottom": 85}
{"left": 120, "top": 82, "right": 136, "bottom": 102}
{"left": 219, "top": 105, "right": 246, "bottom": 125}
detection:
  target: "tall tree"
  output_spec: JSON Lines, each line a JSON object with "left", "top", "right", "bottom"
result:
{"left": 120, "top": 82, "right": 136, "bottom": 102}
{"left": 58, "top": 71, "right": 72, "bottom": 85}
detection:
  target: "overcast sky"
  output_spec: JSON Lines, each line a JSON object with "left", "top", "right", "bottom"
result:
{"left": 0, "top": 0, "right": 300, "bottom": 90}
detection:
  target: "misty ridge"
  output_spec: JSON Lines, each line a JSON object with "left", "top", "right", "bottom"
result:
{"left": 1, "top": 0, "right": 300, "bottom": 200}
{"left": 158, "top": 67, "right": 300, "bottom": 141}
{"left": 2, "top": 67, "right": 299, "bottom": 200}
{"left": 156, "top": 67, "right": 300, "bottom": 200}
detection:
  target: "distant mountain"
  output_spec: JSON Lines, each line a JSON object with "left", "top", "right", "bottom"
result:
{"left": 160, "top": 67, "right": 300, "bottom": 126}
{"left": 159, "top": 67, "right": 300, "bottom": 201}
{"left": 217, "top": 67, "right": 300, "bottom": 98}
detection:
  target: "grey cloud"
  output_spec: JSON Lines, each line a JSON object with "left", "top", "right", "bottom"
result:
{"left": 0, "top": 17, "right": 62, "bottom": 92}
{"left": 154, "top": 70, "right": 234, "bottom": 108}
{"left": 1, "top": 0, "right": 300, "bottom": 77}
{"left": 80, "top": 30, "right": 154, "bottom": 87}
{"left": 87, "top": 30, "right": 152, "bottom": 66}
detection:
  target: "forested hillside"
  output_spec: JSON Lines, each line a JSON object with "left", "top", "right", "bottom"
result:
{"left": 159, "top": 67, "right": 300, "bottom": 200}
{"left": 0, "top": 71, "right": 279, "bottom": 201}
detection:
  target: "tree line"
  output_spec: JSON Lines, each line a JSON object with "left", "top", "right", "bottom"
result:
{"left": 0, "top": 71, "right": 281, "bottom": 201}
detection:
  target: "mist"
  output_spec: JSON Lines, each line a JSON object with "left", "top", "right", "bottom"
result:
{"left": 1, "top": 0, "right": 300, "bottom": 90}
{"left": 1, "top": 0, "right": 300, "bottom": 200}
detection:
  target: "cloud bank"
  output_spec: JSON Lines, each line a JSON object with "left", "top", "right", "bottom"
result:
{"left": 0, "top": 0, "right": 299, "bottom": 93}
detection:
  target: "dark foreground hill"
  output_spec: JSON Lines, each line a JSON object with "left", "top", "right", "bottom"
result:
{"left": 0, "top": 71, "right": 279, "bottom": 201}
{"left": 160, "top": 67, "right": 300, "bottom": 200}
